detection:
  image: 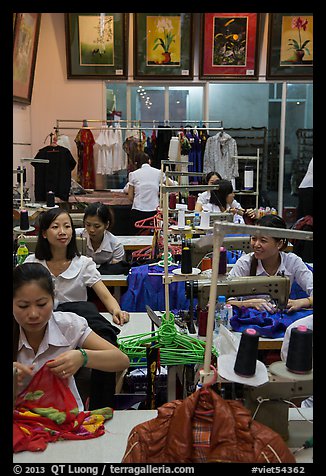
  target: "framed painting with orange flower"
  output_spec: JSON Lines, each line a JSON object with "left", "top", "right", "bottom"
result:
{"left": 199, "top": 13, "right": 260, "bottom": 80}
{"left": 267, "top": 13, "right": 313, "bottom": 79}
{"left": 134, "top": 13, "right": 193, "bottom": 80}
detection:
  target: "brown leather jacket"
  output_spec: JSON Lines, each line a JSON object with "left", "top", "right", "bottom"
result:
{"left": 122, "top": 387, "right": 296, "bottom": 463}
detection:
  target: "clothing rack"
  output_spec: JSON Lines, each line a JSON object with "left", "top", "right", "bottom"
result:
{"left": 54, "top": 119, "right": 224, "bottom": 133}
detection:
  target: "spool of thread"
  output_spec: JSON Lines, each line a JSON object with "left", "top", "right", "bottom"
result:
{"left": 168, "top": 136, "right": 180, "bottom": 160}
{"left": 198, "top": 308, "right": 208, "bottom": 337}
{"left": 169, "top": 193, "right": 177, "bottom": 209}
{"left": 244, "top": 165, "right": 254, "bottom": 190}
{"left": 177, "top": 209, "right": 185, "bottom": 228}
{"left": 181, "top": 246, "right": 192, "bottom": 274}
{"left": 201, "top": 257, "right": 212, "bottom": 271}
{"left": 218, "top": 247, "right": 227, "bottom": 275}
{"left": 286, "top": 325, "right": 313, "bottom": 374}
{"left": 46, "top": 191, "right": 55, "bottom": 208}
{"left": 187, "top": 195, "right": 196, "bottom": 211}
{"left": 19, "top": 210, "right": 29, "bottom": 231}
{"left": 199, "top": 211, "right": 210, "bottom": 228}
{"left": 234, "top": 328, "right": 260, "bottom": 377}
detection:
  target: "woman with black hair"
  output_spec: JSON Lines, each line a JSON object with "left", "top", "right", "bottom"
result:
{"left": 24, "top": 207, "right": 130, "bottom": 409}
{"left": 228, "top": 214, "right": 313, "bottom": 313}
{"left": 75, "top": 202, "right": 126, "bottom": 274}
{"left": 13, "top": 263, "right": 129, "bottom": 409}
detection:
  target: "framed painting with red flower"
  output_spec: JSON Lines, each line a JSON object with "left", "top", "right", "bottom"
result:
{"left": 199, "top": 13, "right": 260, "bottom": 80}
{"left": 267, "top": 13, "right": 313, "bottom": 79}
{"left": 134, "top": 13, "right": 194, "bottom": 80}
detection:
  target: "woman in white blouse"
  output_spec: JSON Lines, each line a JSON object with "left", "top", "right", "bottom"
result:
{"left": 127, "top": 151, "right": 174, "bottom": 234}
{"left": 75, "top": 202, "right": 125, "bottom": 273}
{"left": 24, "top": 208, "right": 130, "bottom": 409}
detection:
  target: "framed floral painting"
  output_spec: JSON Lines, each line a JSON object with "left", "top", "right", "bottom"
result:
{"left": 199, "top": 13, "right": 260, "bottom": 80}
{"left": 65, "top": 13, "right": 128, "bottom": 79}
{"left": 267, "top": 13, "right": 313, "bottom": 79}
{"left": 134, "top": 13, "right": 194, "bottom": 80}
{"left": 13, "top": 13, "right": 41, "bottom": 104}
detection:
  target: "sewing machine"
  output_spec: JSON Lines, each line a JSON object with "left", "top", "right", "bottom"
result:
{"left": 197, "top": 275, "right": 291, "bottom": 311}
{"left": 191, "top": 235, "right": 252, "bottom": 268}
{"left": 243, "top": 362, "right": 313, "bottom": 440}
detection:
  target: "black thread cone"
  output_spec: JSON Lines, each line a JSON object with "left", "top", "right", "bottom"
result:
{"left": 234, "top": 328, "right": 260, "bottom": 376}
{"left": 286, "top": 325, "right": 313, "bottom": 374}
{"left": 19, "top": 210, "right": 29, "bottom": 231}
{"left": 181, "top": 246, "right": 192, "bottom": 274}
{"left": 46, "top": 191, "right": 55, "bottom": 207}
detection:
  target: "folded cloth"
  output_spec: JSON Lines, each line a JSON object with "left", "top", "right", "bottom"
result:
{"left": 13, "top": 362, "right": 113, "bottom": 453}
{"left": 229, "top": 307, "right": 312, "bottom": 338}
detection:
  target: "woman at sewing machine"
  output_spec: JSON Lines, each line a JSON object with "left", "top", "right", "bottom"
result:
{"left": 75, "top": 202, "right": 126, "bottom": 274}
{"left": 227, "top": 214, "right": 313, "bottom": 313}
{"left": 195, "top": 178, "right": 255, "bottom": 224}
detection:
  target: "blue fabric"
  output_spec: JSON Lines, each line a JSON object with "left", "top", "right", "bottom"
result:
{"left": 229, "top": 307, "right": 312, "bottom": 338}
{"left": 120, "top": 264, "right": 195, "bottom": 313}
{"left": 289, "top": 263, "right": 313, "bottom": 300}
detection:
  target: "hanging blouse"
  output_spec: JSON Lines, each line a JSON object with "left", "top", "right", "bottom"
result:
{"left": 203, "top": 132, "right": 239, "bottom": 181}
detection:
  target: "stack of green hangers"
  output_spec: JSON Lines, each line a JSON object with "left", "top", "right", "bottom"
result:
{"left": 118, "top": 312, "right": 218, "bottom": 367}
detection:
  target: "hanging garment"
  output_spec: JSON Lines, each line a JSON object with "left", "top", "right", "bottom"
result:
{"left": 32, "top": 145, "right": 76, "bottom": 201}
{"left": 123, "top": 130, "right": 146, "bottom": 172}
{"left": 13, "top": 363, "right": 113, "bottom": 453}
{"left": 122, "top": 386, "right": 295, "bottom": 463}
{"left": 75, "top": 128, "right": 96, "bottom": 189}
{"left": 203, "top": 131, "right": 239, "bottom": 181}
{"left": 152, "top": 125, "right": 173, "bottom": 169}
{"left": 95, "top": 125, "right": 116, "bottom": 175}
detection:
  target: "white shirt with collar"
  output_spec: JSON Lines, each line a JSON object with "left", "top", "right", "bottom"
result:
{"left": 25, "top": 254, "right": 101, "bottom": 306}
{"left": 197, "top": 191, "right": 244, "bottom": 223}
{"left": 75, "top": 229, "right": 125, "bottom": 266}
{"left": 128, "top": 163, "right": 163, "bottom": 211}
{"left": 228, "top": 251, "right": 313, "bottom": 298}
{"left": 17, "top": 311, "right": 92, "bottom": 411}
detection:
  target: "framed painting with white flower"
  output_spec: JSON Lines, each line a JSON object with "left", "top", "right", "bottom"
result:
{"left": 65, "top": 13, "right": 128, "bottom": 79}
{"left": 199, "top": 13, "right": 260, "bottom": 80}
{"left": 267, "top": 13, "right": 313, "bottom": 80}
{"left": 134, "top": 13, "right": 193, "bottom": 80}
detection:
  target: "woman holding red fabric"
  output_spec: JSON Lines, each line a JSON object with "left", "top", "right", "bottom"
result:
{"left": 13, "top": 262, "right": 130, "bottom": 410}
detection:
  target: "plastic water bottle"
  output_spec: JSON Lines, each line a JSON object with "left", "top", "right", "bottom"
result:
{"left": 193, "top": 212, "right": 200, "bottom": 228}
{"left": 16, "top": 240, "right": 29, "bottom": 265}
{"left": 214, "top": 295, "right": 227, "bottom": 335}
{"left": 225, "top": 303, "right": 233, "bottom": 330}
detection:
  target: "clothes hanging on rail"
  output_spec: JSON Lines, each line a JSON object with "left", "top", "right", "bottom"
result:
{"left": 203, "top": 131, "right": 239, "bottom": 181}
{"left": 32, "top": 145, "right": 76, "bottom": 202}
{"left": 123, "top": 129, "right": 146, "bottom": 172}
{"left": 75, "top": 128, "right": 96, "bottom": 189}
{"left": 95, "top": 123, "right": 126, "bottom": 175}
{"left": 152, "top": 125, "right": 173, "bottom": 169}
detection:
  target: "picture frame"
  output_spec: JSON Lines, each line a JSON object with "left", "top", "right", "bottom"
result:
{"left": 65, "top": 13, "right": 128, "bottom": 79}
{"left": 199, "top": 13, "right": 260, "bottom": 80}
{"left": 13, "top": 13, "right": 41, "bottom": 105}
{"left": 267, "top": 13, "right": 313, "bottom": 80}
{"left": 134, "top": 13, "right": 193, "bottom": 80}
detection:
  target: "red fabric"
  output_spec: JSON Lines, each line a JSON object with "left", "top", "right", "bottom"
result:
{"left": 13, "top": 362, "right": 113, "bottom": 453}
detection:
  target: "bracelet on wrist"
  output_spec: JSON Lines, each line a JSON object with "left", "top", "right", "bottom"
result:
{"left": 78, "top": 348, "right": 88, "bottom": 367}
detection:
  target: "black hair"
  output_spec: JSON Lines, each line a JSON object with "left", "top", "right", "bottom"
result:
{"left": 205, "top": 171, "right": 222, "bottom": 184}
{"left": 83, "top": 202, "right": 114, "bottom": 231}
{"left": 209, "top": 179, "right": 233, "bottom": 211}
{"left": 13, "top": 263, "right": 55, "bottom": 360}
{"left": 34, "top": 208, "right": 80, "bottom": 261}
{"left": 134, "top": 151, "right": 150, "bottom": 169}
{"left": 250, "top": 214, "right": 288, "bottom": 276}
